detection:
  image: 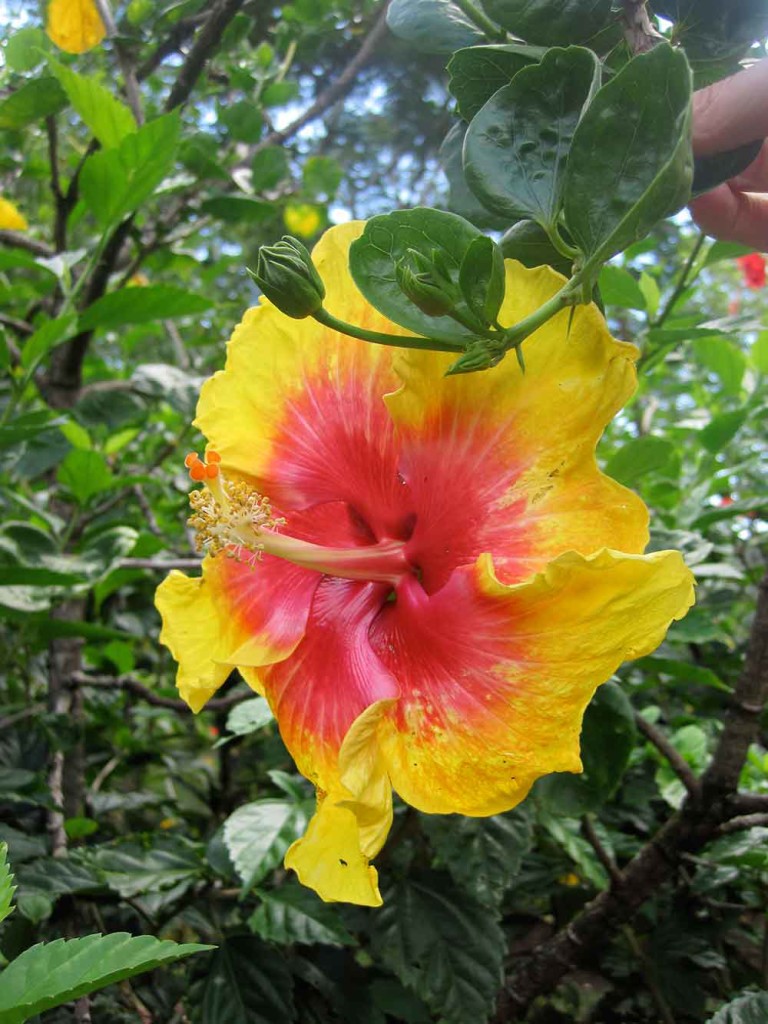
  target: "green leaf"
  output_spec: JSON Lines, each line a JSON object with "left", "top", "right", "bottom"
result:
{"left": 249, "top": 883, "right": 355, "bottom": 946}
{"left": 372, "top": 873, "right": 504, "bottom": 1024}
{"left": 439, "top": 124, "right": 508, "bottom": 230}
{"left": 200, "top": 195, "right": 275, "bottom": 223}
{"left": 708, "top": 991, "right": 768, "bottom": 1023}
{"left": 387, "top": 0, "right": 484, "bottom": 53}
{"left": 0, "top": 77, "right": 67, "bottom": 130}
{"left": 705, "top": 239, "right": 753, "bottom": 266}
{"left": 4, "top": 28, "right": 50, "bottom": 72}
{"left": 540, "top": 816, "right": 608, "bottom": 887}
{"left": 464, "top": 47, "right": 599, "bottom": 229}
{"left": 79, "top": 285, "right": 213, "bottom": 331}
{"left": 638, "top": 270, "right": 660, "bottom": 318}
{"left": 20, "top": 312, "right": 78, "bottom": 372}
{"left": 349, "top": 208, "right": 484, "bottom": 341}
{"left": 80, "top": 111, "right": 181, "bottom": 228}
{"left": 480, "top": 0, "right": 613, "bottom": 45}
{"left": 751, "top": 331, "right": 768, "bottom": 374}
{"left": 200, "top": 937, "right": 295, "bottom": 1024}
{"left": 50, "top": 61, "right": 137, "bottom": 149}
{"left": 598, "top": 265, "right": 646, "bottom": 310}
{"left": 692, "top": 139, "right": 763, "bottom": 197}
{"left": 564, "top": 45, "right": 693, "bottom": 265}
{"left": 693, "top": 337, "right": 746, "bottom": 394}
{"left": 88, "top": 836, "right": 204, "bottom": 898}
{"left": 0, "top": 932, "right": 212, "bottom": 1024}
{"left": 636, "top": 656, "right": 731, "bottom": 693}
{"left": 536, "top": 682, "right": 637, "bottom": 816}
{"left": 251, "top": 146, "right": 289, "bottom": 192}
{"left": 0, "top": 842, "right": 16, "bottom": 924}
{"left": 699, "top": 409, "right": 747, "bottom": 453}
{"left": 57, "top": 450, "right": 113, "bottom": 505}
{"left": 500, "top": 219, "right": 572, "bottom": 274}
{"left": 261, "top": 81, "right": 299, "bottom": 107}
{"left": 224, "top": 800, "right": 307, "bottom": 890}
{"left": 605, "top": 436, "right": 676, "bottom": 487}
{"left": 447, "top": 43, "right": 543, "bottom": 122}
{"left": 302, "top": 156, "right": 343, "bottom": 200}
{"left": 226, "top": 697, "right": 275, "bottom": 736}
{"left": 654, "top": 723, "right": 709, "bottom": 808}
{"left": 219, "top": 100, "right": 264, "bottom": 142}
{"left": 421, "top": 807, "right": 532, "bottom": 907}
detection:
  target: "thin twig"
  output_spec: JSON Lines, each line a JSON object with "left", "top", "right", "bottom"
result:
{"left": 635, "top": 712, "right": 701, "bottom": 797}
{"left": 119, "top": 558, "right": 199, "bottom": 571}
{"left": 164, "top": 0, "right": 247, "bottom": 112}
{"left": 252, "top": 1, "right": 391, "bottom": 157}
{"left": 582, "top": 816, "right": 622, "bottom": 884}
{"left": 718, "top": 813, "right": 768, "bottom": 834}
{"left": 0, "top": 229, "right": 53, "bottom": 257}
{"left": 71, "top": 671, "right": 247, "bottom": 712}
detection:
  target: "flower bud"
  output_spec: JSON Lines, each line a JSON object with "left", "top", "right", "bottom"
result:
{"left": 446, "top": 339, "right": 505, "bottom": 376}
{"left": 458, "top": 236, "right": 505, "bottom": 328}
{"left": 249, "top": 236, "right": 325, "bottom": 319}
{"left": 395, "top": 247, "right": 459, "bottom": 318}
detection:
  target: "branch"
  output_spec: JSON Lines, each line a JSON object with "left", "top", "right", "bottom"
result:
{"left": 718, "top": 813, "right": 768, "bottom": 834}
{"left": 93, "top": 0, "right": 143, "bottom": 124}
{"left": 635, "top": 712, "right": 701, "bottom": 797}
{"left": 164, "top": 0, "right": 247, "bottom": 112}
{"left": 0, "top": 229, "right": 53, "bottom": 257}
{"left": 497, "top": 569, "right": 768, "bottom": 1018}
{"left": 119, "top": 557, "right": 200, "bottom": 571}
{"left": 71, "top": 671, "right": 247, "bottom": 712}
{"left": 251, "top": 1, "right": 391, "bottom": 157}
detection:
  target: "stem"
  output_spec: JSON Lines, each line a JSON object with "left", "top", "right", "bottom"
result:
{"left": 313, "top": 307, "right": 464, "bottom": 352}
{"left": 452, "top": 0, "right": 506, "bottom": 40}
{"left": 652, "top": 231, "right": 706, "bottom": 329}
{"left": 501, "top": 276, "right": 580, "bottom": 353}
{"left": 547, "top": 222, "right": 580, "bottom": 261}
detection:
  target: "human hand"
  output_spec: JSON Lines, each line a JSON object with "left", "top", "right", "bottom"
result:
{"left": 690, "top": 58, "right": 768, "bottom": 247}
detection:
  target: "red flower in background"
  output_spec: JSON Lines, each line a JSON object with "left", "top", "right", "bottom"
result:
{"left": 737, "top": 253, "right": 766, "bottom": 289}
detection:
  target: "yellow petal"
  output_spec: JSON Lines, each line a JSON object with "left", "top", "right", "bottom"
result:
{"left": 386, "top": 261, "right": 648, "bottom": 576}
{"left": 378, "top": 549, "right": 695, "bottom": 816}
{"left": 194, "top": 223, "right": 408, "bottom": 491}
{"left": 284, "top": 700, "right": 394, "bottom": 906}
{"left": 0, "top": 198, "right": 28, "bottom": 232}
{"left": 46, "top": 0, "right": 106, "bottom": 53}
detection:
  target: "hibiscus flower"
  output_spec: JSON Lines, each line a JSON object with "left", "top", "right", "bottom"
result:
{"left": 46, "top": 0, "right": 106, "bottom": 54}
{"left": 737, "top": 252, "right": 766, "bottom": 290}
{"left": 156, "top": 223, "right": 694, "bottom": 906}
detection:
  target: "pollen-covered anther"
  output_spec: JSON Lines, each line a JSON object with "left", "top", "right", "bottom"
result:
{"left": 187, "top": 475, "right": 284, "bottom": 564}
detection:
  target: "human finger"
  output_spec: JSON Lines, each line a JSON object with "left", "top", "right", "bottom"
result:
{"left": 690, "top": 184, "right": 768, "bottom": 249}
{"left": 693, "top": 58, "right": 768, "bottom": 157}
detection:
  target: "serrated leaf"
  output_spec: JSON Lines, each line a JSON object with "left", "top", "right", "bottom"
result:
{"left": 57, "top": 449, "right": 113, "bottom": 505}
{"left": 421, "top": 808, "right": 532, "bottom": 907}
{"left": 249, "top": 883, "right": 355, "bottom": 946}
{"left": 708, "top": 991, "right": 768, "bottom": 1023}
{"left": 564, "top": 45, "right": 693, "bottom": 264}
{"left": 224, "top": 800, "right": 306, "bottom": 890}
{"left": 465, "top": 46, "right": 599, "bottom": 229}
{"left": 387, "top": 0, "right": 484, "bottom": 53}
{"left": 50, "top": 61, "right": 136, "bottom": 149}
{"left": 0, "top": 77, "right": 67, "bottom": 130}
{"left": 87, "top": 836, "right": 203, "bottom": 898}
{"left": 447, "top": 44, "right": 542, "bottom": 122}
{"left": 200, "top": 936, "right": 295, "bottom": 1024}
{"left": 372, "top": 874, "right": 504, "bottom": 1024}
{"left": 349, "top": 208, "right": 484, "bottom": 341}
{"left": 79, "top": 285, "right": 213, "bottom": 331}
{"left": 0, "top": 932, "right": 212, "bottom": 1024}
{"left": 480, "top": 0, "right": 613, "bottom": 45}
{"left": 226, "top": 697, "right": 274, "bottom": 736}
{"left": 0, "top": 842, "right": 16, "bottom": 924}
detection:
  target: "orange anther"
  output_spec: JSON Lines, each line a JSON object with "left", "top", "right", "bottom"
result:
{"left": 205, "top": 463, "right": 219, "bottom": 479}
{"left": 206, "top": 450, "right": 221, "bottom": 464}
{"left": 189, "top": 462, "right": 207, "bottom": 482}
{"left": 184, "top": 452, "right": 199, "bottom": 468}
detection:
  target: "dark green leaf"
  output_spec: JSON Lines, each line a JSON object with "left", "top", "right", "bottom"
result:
{"left": 0, "top": 933, "right": 212, "bottom": 1024}
{"left": 88, "top": 837, "right": 204, "bottom": 898}
{"left": 605, "top": 436, "right": 675, "bottom": 487}
{"left": 248, "top": 883, "right": 355, "bottom": 946}
{"left": 387, "top": 0, "right": 484, "bottom": 52}
{"left": 0, "top": 842, "right": 15, "bottom": 925}
{"left": 564, "top": 45, "right": 693, "bottom": 264}
{"left": 447, "top": 43, "right": 543, "bottom": 121}
{"left": 636, "top": 656, "right": 731, "bottom": 693}
{"left": 20, "top": 312, "right": 77, "bottom": 371}
{"left": 535, "top": 682, "right": 637, "bottom": 816}
{"left": 200, "top": 937, "right": 295, "bottom": 1024}
{"left": 652, "top": 0, "right": 768, "bottom": 60}
{"left": 705, "top": 240, "right": 754, "bottom": 266}
{"left": 439, "top": 123, "right": 508, "bottom": 230}
{"left": 0, "top": 78, "right": 67, "bottom": 130}
{"left": 480, "top": 0, "right": 613, "bottom": 44}
{"left": 465, "top": 47, "right": 599, "bottom": 229}
{"left": 692, "top": 139, "right": 763, "bottom": 197}
{"left": 500, "top": 219, "right": 572, "bottom": 274}
{"left": 201, "top": 195, "right": 275, "bottom": 223}
{"left": 79, "top": 285, "right": 213, "bottom": 331}
{"left": 349, "top": 208, "right": 484, "bottom": 340}
{"left": 50, "top": 61, "right": 137, "bottom": 149}
{"left": 251, "top": 146, "right": 289, "bottom": 192}
{"left": 219, "top": 100, "right": 264, "bottom": 142}
{"left": 372, "top": 874, "right": 504, "bottom": 1024}
{"left": 421, "top": 807, "right": 532, "bottom": 907}
{"left": 261, "top": 81, "right": 299, "bottom": 107}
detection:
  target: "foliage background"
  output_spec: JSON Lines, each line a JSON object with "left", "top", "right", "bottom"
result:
{"left": 0, "top": 0, "right": 767, "bottom": 1021}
